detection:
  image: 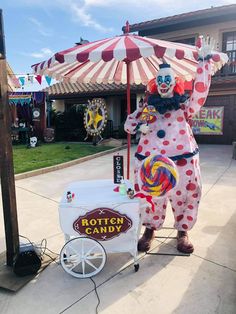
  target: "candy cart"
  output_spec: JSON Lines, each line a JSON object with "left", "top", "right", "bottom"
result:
{"left": 59, "top": 179, "right": 141, "bottom": 278}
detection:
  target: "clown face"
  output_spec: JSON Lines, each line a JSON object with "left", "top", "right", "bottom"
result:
{"left": 156, "top": 66, "right": 176, "bottom": 98}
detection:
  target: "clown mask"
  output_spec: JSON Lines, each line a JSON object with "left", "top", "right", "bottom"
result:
{"left": 156, "top": 64, "right": 176, "bottom": 98}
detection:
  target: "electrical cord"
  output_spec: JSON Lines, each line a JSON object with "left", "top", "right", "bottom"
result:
{"left": 19, "top": 234, "right": 60, "bottom": 265}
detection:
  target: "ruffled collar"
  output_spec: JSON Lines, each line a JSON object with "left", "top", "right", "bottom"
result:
{"left": 147, "top": 93, "right": 188, "bottom": 114}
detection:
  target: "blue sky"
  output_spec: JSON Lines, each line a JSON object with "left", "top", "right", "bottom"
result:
{"left": 1, "top": 0, "right": 235, "bottom": 84}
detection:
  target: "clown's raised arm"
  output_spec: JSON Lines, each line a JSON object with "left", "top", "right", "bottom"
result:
{"left": 184, "top": 36, "right": 215, "bottom": 119}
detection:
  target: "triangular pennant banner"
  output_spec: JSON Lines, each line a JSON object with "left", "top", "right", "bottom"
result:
{"left": 35, "top": 75, "right": 42, "bottom": 85}
{"left": 19, "top": 76, "right": 25, "bottom": 86}
{"left": 45, "top": 76, "right": 52, "bottom": 86}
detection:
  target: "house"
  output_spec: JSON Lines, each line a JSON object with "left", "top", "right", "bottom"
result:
{"left": 126, "top": 4, "right": 236, "bottom": 144}
{"left": 47, "top": 4, "right": 236, "bottom": 144}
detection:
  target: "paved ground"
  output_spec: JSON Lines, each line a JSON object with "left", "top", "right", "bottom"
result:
{"left": 0, "top": 144, "right": 236, "bottom": 314}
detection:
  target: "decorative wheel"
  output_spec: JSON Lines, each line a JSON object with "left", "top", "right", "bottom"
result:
{"left": 84, "top": 98, "right": 107, "bottom": 137}
{"left": 60, "top": 237, "right": 107, "bottom": 278}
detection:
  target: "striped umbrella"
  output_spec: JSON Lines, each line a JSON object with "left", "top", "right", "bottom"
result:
{"left": 31, "top": 30, "right": 228, "bottom": 179}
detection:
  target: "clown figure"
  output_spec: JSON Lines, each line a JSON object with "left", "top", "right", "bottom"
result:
{"left": 124, "top": 36, "right": 215, "bottom": 253}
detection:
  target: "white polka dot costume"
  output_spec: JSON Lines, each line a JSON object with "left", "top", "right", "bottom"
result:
{"left": 125, "top": 60, "right": 212, "bottom": 231}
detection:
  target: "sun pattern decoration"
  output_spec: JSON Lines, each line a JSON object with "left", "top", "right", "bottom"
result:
{"left": 84, "top": 98, "right": 108, "bottom": 138}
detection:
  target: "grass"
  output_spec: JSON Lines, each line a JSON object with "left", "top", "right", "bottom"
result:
{"left": 13, "top": 142, "right": 115, "bottom": 174}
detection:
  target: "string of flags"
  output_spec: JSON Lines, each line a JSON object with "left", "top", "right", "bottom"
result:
{"left": 11, "top": 74, "right": 52, "bottom": 87}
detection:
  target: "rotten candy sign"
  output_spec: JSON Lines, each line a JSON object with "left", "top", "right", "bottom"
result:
{"left": 73, "top": 208, "right": 132, "bottom": 241}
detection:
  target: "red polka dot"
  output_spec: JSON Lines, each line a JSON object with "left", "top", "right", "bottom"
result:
{"left": 177, "top": 116, "right": 184, "bottom": 122}
{"left": 188, "top": 205, "right": 193, "bottom": 210}
{"left": 182, "top": 224, "right": 188, "bottom": 230}
{"left": 197, "top": 67, "right": 203, "bottom": 74}
{"left": 187, "top": 216, "right": 193, "bottom": 221}
{"left": 186, "top": 170, "right": 193, "bottom": 176}
{"left": 162, "top": 215, "right": 165, "bottom": 219}
{"left": 189, "top": 107, "right": 195, "bottom": 113}
{"left": 179, "top": 129, "right": 185, "bottom": 135}
{"left": 176, "top": 190, "right": 181, "bottom": 196}
{"left": 173, "top": 138, "right": 176, "bottom": 141}
{"left": 134, "top": 184, "right": 140, "bottom": 192}
{"left": 144, "top": 139, "right": 149, "bottom": 145}
{"left": 181, "top": 104, "right": 186, "bottom": 110}
{"left": 197, "top": 98, "right": 205, "bottom": 106}
{"left": 176, "top": 214, "right": 184, "bottom": 221}
{"left": 186, "top": 183, "right": 196, "bottom": 191}
{"left": 212, "top": 54, "right": 220, "bottom": 62}
{"left": 205, "top": 64, "right": 209, "bottom": 70}
{"left": 128, "top": 117, "right": 133, "bottom": 120}
{"left": 208, "top": 74, "right": 211, "bottom": 81}
{"left": 176, "top": 159, "right": 187, "bottom": 166}
{"left": 146, "top": 208, "right": 150, "bottom": 214}
{"left": 137, "top": 145, "right": 143, "bottom": 153}
{"left": 164, "top": 113, "right": 171, "bottom": 118}
{"left": 192, "top": 193, "right": 198, "bottom": 198}
{"left": 145, "top": 151, "right": 151, "bottom": 156}
{"left": 131, "top": 123, "right": 137, "bottom": 126}
{"left": 172, "top": 208, "right": 175, "bottom": 212}
{"left": 163, "top": 141, "right": 169, "bottom": 146}
{"left": 195, "top": 82, "right": 207, "bottom": 93}
{"left": 160, "top": 149, "right": 166, "bottom": 154}
{"left": 153, "top": 216, "right": 159, "bottom": 220}
{"left": 163, "top": 204, "right": 167, "bottom": 209}
{"left": 191, "top": 159, "right": 194, "bottom": 164}
{"left": 168, "top": 123, "right": 171, "bottom": 126}
{"left": 177, "top": 201, "right": 183, "bottom": 206}
{"left": 177, "top": 145, "right": 184, "bottom": 150}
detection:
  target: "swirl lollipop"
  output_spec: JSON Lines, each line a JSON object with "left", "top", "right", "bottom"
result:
{"left": 140, "top": 155, "right": 178, "bottom": 197}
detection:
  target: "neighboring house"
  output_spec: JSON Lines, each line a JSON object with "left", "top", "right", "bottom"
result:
{"left": 47, "top": 4, "right": 236, "bottom": 144}
{"left": 127, "top": 4, "right": 236, "bottom": 144}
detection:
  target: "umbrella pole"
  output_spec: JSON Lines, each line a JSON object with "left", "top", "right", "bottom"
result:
{"left": 126, "top": 61, "right": 131, "bottom": 180}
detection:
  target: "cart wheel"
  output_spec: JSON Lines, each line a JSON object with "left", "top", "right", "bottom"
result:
{"left": 60, "top": 237, "right": 106, "bottom": 278}
{"left": 134, "top": 264, "right": 139, "bottom": 272}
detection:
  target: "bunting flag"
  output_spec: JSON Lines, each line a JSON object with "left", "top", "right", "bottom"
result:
{"left": 35, "top": 75, "right": 42, "bottom": 85}
{"left": 19, "top": 76, "right": 25, "bottom": 86}
{"left": 45, "top": 76, "right": 52, "bottom": 86}
{"left": 9, "top": 94, "right": 32, "bottom": 105}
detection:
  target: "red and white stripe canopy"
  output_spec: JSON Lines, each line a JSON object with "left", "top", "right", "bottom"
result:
{"left": 32, "top": 34, "right": 228, "bottom": 84}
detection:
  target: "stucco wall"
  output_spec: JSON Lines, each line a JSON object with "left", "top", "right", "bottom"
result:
{"left": 151, "top": 20, "right": 236, "bottom": 51}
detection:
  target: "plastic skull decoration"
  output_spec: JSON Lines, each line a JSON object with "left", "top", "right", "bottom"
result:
{"left": 156, "top": 64, "right": 176, "bottom": 98}
{"left": 30, "top": 136, "right": 37, "bottom": 148}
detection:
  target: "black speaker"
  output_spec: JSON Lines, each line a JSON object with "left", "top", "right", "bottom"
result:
{"left": 13, "top": 244, "right": 42, "bottom": 276}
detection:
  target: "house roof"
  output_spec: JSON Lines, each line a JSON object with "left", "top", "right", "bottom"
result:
{"left": 44, "top": 82, "right": 145, "bottom": 99}
{"left": 125, "top": 4, "right": 236, "bottom": 35}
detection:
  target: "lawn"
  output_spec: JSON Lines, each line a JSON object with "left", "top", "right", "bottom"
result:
{"left": 13, "top": 142, "right": 114, "bottom": 174}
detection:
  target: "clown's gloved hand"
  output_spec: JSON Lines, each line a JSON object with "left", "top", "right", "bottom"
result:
{"left": 139, "top": 123, "right": 150, "bottom": 134}
{"left": 196, "top": 35, "right": 215, "bottom": 61}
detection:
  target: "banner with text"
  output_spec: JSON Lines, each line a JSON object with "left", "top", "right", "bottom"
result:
{"left": 190, "top": 106, "right": 224, "bottom": 135}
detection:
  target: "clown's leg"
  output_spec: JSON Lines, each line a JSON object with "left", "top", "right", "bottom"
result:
{"left": 170, "top": 156, "right": 202, "bottom": 253}
{"left": 138, "top": 197, "right": 168, "bottom": 252}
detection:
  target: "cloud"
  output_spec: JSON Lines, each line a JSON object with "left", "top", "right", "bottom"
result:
{"left": 28, "top": 17, "right": 53, "bottom": 37}
{"left": 68, "top": 1, "right": 113, "bottom": 32}
{"left": 22, "top": 47, "right": 53, "bottom": 58}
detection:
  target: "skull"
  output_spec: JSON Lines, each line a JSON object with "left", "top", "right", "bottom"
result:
{"left": 30, "top": 136, "right": 37, "bottom": 148}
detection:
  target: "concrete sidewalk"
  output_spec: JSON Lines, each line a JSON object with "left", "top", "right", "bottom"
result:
{"left": 0, "top": 144, "right": 236, "bottom": 314}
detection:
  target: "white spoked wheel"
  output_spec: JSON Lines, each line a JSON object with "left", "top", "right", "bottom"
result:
{"left": 60, "top": 237, "right": 107, "bottom": 278}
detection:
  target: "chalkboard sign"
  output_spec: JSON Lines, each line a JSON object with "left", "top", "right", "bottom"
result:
{"left": 113, "top": 155, "right": 124, "bottom": 184}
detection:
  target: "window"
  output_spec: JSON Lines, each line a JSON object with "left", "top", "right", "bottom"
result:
{"left": 222, "top": 31, "right": 236, "bottom": 75}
